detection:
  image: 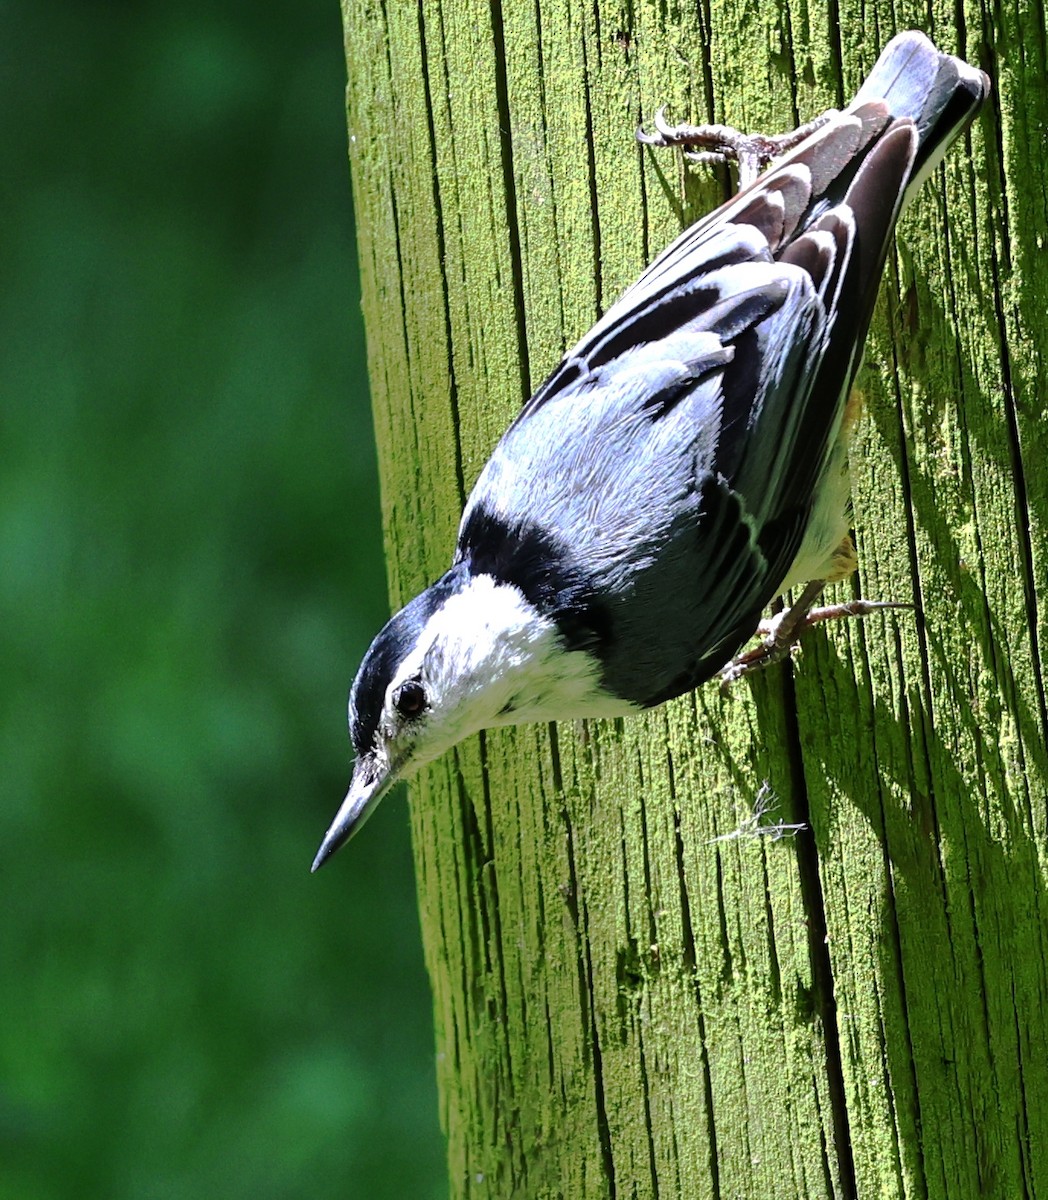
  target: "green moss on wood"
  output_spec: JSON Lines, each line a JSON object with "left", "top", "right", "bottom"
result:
{"left": 342, "top": 0, "right": 1048, "bottom": 1195}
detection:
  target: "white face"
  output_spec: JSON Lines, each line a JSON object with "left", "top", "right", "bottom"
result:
{"left": 365, "top": 574, "right": 634, "bottom": 781}
{"left": 314, "top": 572, "right": 640, "bottom": 869}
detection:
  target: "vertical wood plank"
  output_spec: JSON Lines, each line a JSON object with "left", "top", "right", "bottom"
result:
{"left": 340, "top": 0, "right": 1048, "bottom": 1194}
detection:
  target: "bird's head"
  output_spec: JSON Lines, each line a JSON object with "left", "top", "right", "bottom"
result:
{"left": 311, "top": 564, "right": 616, "bottom": 870}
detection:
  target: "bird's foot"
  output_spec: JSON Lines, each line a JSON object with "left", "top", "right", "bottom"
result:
{"left": 637, "top": 108, "right": 836, "bottom": 189}
{"left": 719, "top": 582, "right": 912, "bottom": 686}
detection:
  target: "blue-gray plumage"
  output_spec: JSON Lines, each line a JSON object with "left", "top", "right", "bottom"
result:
{"left": 312, "top": 31, "right": 989, "bottom": 870}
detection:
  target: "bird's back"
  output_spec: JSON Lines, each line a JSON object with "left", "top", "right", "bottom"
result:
{"left": 458, "top": 32, "right": 988, "bottom": 707}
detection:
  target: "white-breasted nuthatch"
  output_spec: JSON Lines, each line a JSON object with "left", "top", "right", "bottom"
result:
{"left": 313, "top": 32, "right": 989, "bottom": 869}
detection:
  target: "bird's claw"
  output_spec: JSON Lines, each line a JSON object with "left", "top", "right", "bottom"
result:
{"left": 637, "top": 109, "right": 837, "bottom": 189}
{"left": 719, "top": 593, "right": 913, "bottom": 688}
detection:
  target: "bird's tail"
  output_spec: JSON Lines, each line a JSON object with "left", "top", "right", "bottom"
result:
{"left": 850, "top": 31, "right": 990, "bottom": 203}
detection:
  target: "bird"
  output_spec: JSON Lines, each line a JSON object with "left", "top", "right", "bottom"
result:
{"left": 312, "top": 31, "right": 989, "bottom": 871}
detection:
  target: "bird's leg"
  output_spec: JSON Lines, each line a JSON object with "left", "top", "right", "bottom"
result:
{"left": 637, "top": 108, "right": 836, "bottom": 189}
{"left": 720, "top": 581, "right": 913, "bottom": 685}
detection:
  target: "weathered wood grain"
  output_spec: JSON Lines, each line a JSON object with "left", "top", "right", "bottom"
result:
{"left": 341, "top": 0, "right": 1048, "bottom": 1194}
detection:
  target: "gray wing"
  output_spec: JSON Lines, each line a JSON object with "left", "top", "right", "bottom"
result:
{"left": 459, "top": 238, "right": 838, "bottom": 702}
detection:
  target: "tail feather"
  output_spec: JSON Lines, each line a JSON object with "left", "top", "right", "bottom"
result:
{"left": 851, "top": 31, "right": 990, "bottom": 199}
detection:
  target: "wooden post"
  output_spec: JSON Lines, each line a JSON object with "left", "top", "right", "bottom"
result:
{"left": 342, "top": 0, "right": 1048, "bottom": 1195}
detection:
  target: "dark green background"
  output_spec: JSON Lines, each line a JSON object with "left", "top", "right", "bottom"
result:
{"left": 1, "top": 1, "right": 445, "bottom": 1195}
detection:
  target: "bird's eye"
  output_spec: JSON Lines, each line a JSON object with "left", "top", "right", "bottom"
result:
{"left": 392, "top": 679, "right": 427, "bottom": 719}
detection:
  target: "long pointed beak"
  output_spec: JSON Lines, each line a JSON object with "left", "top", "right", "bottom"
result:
{"left": 310, "top": 758, "right": 397, "bottom": 872}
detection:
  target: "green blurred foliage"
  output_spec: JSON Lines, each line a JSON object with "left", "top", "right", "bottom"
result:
{"left": 0, "top": 1, "right": 445, "bottom": 1196}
